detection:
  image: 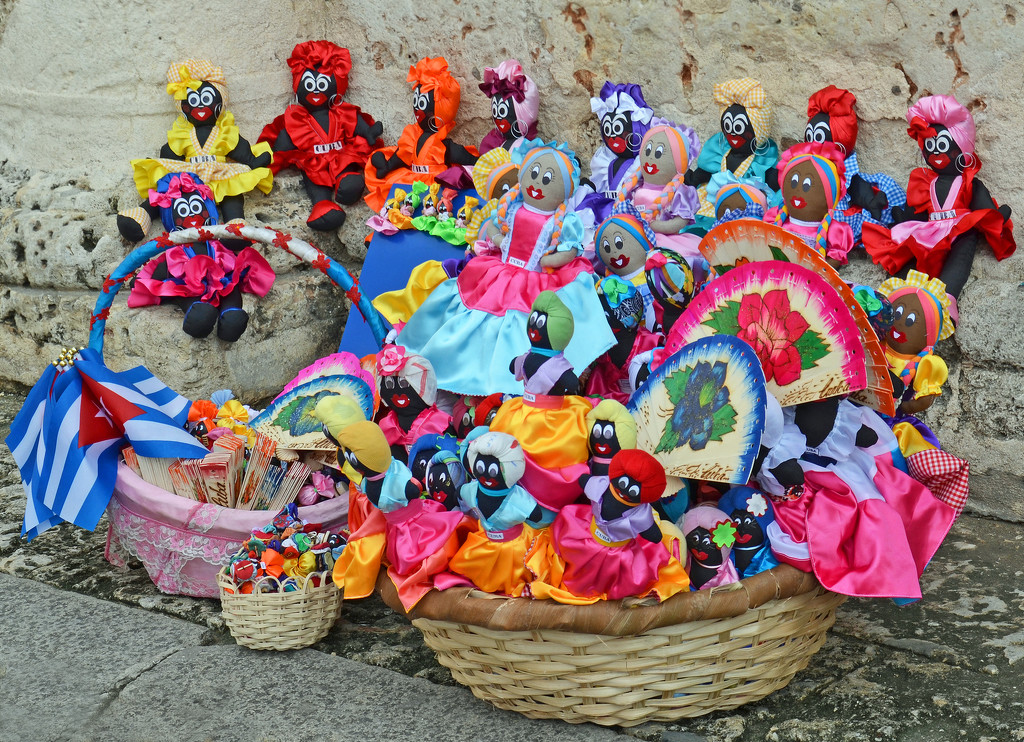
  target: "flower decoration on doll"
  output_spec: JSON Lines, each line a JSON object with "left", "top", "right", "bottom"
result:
{"left": 478, "top": 59, "right": 540, "bottom": 153}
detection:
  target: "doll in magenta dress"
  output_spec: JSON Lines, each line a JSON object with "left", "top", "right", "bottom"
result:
{"left": 863, "top": 94, "right": 1014, "bottom": 299}
{"left": 764, "top": 142, "right": 854, "bottom": 266}
{"left": 478, "top": 60, "right": 539, "bottom": 153}
{"left": 259, "top": 41, "right": 383, "bottom": 230}
{"left": 375, "top": 346, "right": 453, "bottom": 460}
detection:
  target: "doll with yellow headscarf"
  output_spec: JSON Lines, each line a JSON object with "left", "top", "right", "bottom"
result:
{"left": 685, "top": 77, "right": 779, "bottom": 234}
{"left": 363, "top": 57, "right": 479, "bottom": 213}
{"left": 118, "top": 60, "right": 274, "bottom": 243}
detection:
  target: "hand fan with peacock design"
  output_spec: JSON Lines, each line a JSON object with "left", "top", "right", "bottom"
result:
{"left": 250, "top": 375, "right": 374, "bottom": 450}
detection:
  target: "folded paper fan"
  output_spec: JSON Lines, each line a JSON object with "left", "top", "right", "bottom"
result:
{"left": 250, "top": 375, "right": 374, "bottom": 450}
{"left": 276, "top": 352, "right": 377, "bottom": 407}
{"left": 700, "top": 220, "right": 894, "bottom": 414}
{"left": 628, "top": 336, "right": 766, "bottom": 484}
{"left": 664, "top": 261, "right": 867, "bottom": 406}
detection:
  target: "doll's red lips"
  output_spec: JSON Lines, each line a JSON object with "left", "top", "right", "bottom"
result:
{"left": 610, "top": 255, "right": 630, "bottom": 269}
{"left": 727, "top": 135, "right": 745, "bottom": 149}
{"left": 414, "top": 110, "right": 426, "bottom": 122}
{"left": 594, "top": 443, "right": 611, "bottom": 454}
{"left": 528, "top": 328, "right": 541, "bottom": 342}
{"left": 791, "top": 197, "right": 806, "bottom": 209}
{"left": 735, "top": 533, "right": 752, "bottom": 544}
{"left": 182, "top": 216, "right": 205, "bottom": 229}
{"left": 192, "top": 108, "right": 211, "bottom": 121}
{"left": 308, "top": 93, "right": 326, "bottom": 106}
{"left": 526, "top": 186, "right": 544, "bottom": 199}
{"left": 479, "top": 477, "right": 498, "bottom": 488}
{"left": 690, "top": 548, "right": 709, "bottom": 561}
{"left": 643, "top": 162, "right": 659, "bottom": 175}
{"left": 608, "top": 137, "right": 626, "bottom": 154}
{"left": 929, "top": 154, "right": 950, "bottom": 169}
{"left": 392, "top": 394, "right": 410, "bottom": 408}
{"left": 889, "top": 328, "right": 906, "bottom": 343}
{"left": 496, "top": 119, "right": 511, "bottom": 133}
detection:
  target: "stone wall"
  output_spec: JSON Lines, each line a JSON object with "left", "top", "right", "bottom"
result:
{"left": 1, "top": 0, "right": 1021, "bottom": 519}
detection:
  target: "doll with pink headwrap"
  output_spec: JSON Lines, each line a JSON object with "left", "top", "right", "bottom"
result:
{"left": 863, "top": 94, "right": 1014, "bottom": 299}
{"left": 615, "top": 118, "right": 704, "bottom": 270}
{"left": 764, "top": 142, "right": 855, "bottom": 267}
{"left": 477, "top": 60, "right": 539, "bottom": 153}
{"left": 375, "top": 345, "right": 454, "bottom": 460}
{"left": 679, "top": 506, "right": 741, "bottom": 590}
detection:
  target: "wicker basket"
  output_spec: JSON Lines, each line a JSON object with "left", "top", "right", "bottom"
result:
{"left": 217, "top": 570, "right": 343, "bottom": 650}
{"left": 378, "top": 565, "right": 845, "bottom": 726}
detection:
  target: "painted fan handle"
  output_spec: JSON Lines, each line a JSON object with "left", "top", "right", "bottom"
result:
{"left": 87, "top": 224, "right": 388, "bottom": 355}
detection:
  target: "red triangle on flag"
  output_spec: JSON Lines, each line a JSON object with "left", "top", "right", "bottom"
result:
{"left": 78, "top": 372, "right": 144, "bottom": 447}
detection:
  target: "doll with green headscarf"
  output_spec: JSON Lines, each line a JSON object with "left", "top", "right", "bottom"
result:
{"left": 509, "top": 290, "right": 580, "bottom": 396}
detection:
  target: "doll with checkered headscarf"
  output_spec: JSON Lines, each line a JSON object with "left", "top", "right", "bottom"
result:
{"left": 119, "top": 60, "right": 273, "bottom": 243}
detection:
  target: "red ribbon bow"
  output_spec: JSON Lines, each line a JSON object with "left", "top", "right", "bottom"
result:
{"left": 906, "top": 116, "right": 938, "bottom": 147}
{"left": 479, "top": 70, "right": 527, "bottom": 102}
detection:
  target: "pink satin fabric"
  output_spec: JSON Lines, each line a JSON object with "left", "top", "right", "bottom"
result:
{"left": 378, "top": 407, "right": 452, "bottom": 451}
{"left": 456, "top": 254, "right": 594, "bottom": 315}
{"left": 128, "top": 243, "right": 275, "bottom": 308}
{"left": 585, "top": 328, "right": 661, "bottom": 403}
{"left": 384, "top": 498, "right": 470, "bottom": 610}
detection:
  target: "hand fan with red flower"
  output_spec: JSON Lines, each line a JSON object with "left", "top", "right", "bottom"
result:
{"left": 664, "top": 261, "right": 867, "bottom": 406}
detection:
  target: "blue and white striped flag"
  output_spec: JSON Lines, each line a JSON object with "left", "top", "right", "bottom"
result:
{"left": 6, "top": 348, "right": 209, "bottom": 541}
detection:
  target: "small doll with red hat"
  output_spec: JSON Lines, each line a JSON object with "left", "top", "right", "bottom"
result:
{"left": 764, "top": 142, "right": 855, "bottom": 267}
{"left": 126, "top": 172, "right": 274, "bottom": 341}
{"left": 585, "top": 277, "right": 660, "bottom": 403}
{"left": 259, "top": 41, "right": 383, "bottom": 230}
{"left": 363, "top": 57, "right": 479, "bottom": 213}
{"left": 529, "top": 449, "right": 689, "bottom": 603}
{"left": 804, "top": 85, "right": 906, "bottom": 245}
{"left": 374, "top": 345, "right": 454, "bottom": 461}
{"left": 448, "top": 431, "right": 554, "bottom": 595}
{"left": 119, "top": 59, "right": 274, "bottom": 243}
{"left": 686, "top": 77, "right": 780, "bottom": 233}
{"left": 863, "top": 94, "right": 1014, "bottom": 299}
{"left": 477, "top": 60, "right": 540, "bottom": 154}
{"left": 680, "top": 505, "right": 741, "bottom": 590}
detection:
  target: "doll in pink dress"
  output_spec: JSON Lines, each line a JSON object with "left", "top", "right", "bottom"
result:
{"left": 680, "top": 505, "right": 741, "bottom": 590}
{"left": 375, "top": 345, "right": 453, "bottom": 460}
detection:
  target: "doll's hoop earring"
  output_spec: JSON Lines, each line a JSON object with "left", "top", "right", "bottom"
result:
{"left": 426, "top": 116, "right": 444, "bottom": 132}
{"left": 329, "top": 94, "right": 340, "bottom": 108}
{"left": 510, "top": 120, "right": 523, "bottom": 137}
{"left": 955, "top": 152, "right": 976, "bottom": 172}
{"left": 626, "top": 132, "right": 643, "bottom": 149}
{"left": 753, "top": 137, "right": 772, "bottom": 156}
{"left": 834, "top": 142, "right": 847, "bottom": 158}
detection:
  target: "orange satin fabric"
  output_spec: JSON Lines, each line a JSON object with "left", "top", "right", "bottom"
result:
{"left": 893, "top": 422, "right": 938, "bottom": 457}
{"left": 490, "top": 395, "right": 593, "bottom": 470}
{"left": 333, "top": 488, "right": 386, "bottom": 599}
{"left": 448, "top": 523, "right": 542, "bottom": 596}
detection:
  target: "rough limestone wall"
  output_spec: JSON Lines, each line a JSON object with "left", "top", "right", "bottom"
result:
{"left": 0, "top": 0, "right": 1021, "bottom": 519}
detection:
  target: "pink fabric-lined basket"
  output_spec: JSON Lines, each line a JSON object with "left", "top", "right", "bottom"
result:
{"left": 104, "top": 464, "right": 349, "bottom": 598}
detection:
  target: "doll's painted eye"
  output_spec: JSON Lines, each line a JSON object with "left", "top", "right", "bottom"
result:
{"left": 492, "top": 98, "right": 509, "bottom": 119}
{"left": 474, "top": 460, "right": 486, "bottom": 476}
{"left": 316, "top": 74, "right": 330, "bottom": 92}
{"left": 654, "top": 144, "right": 664, "bottom": 159}
{"left": 721, "top": 112, "right": 733, "bottom": 135}
{"left": 542, "top": 170, "right": 554, "bottom": 185}
{"left": 174, "top": 200, "right": 191, "bottom": 218}
{"left": 487, "top": 462, "right": 500, "bottom": 478}
{"left": 626, "top": 483, "right": 641, "bottom": 500}
{"left": 530, "top": 164, "right": 540, "bottom": 179}
{"left": 894, "top": 304, "right": 905, "bottom": 320}
{"left": 644, "top": 142, "right": 653, "bottom": 157}
{"left": 529, "top": 310, "right": 538, "bottom": 325}
{"left": 602, "top": 423, "right": 615, "bottom": 439}
{"left": 536, "top": 314, "right": 547, "bottom": 328}
{"left": 801, "top": 177, "right": 812, "bottom": 192}
{"left": 805, "top": 121, "right": 830, "bottom": 144}
{"left": 601, "top": 239, "right": 611, "bottom": 254}
{"left": 789, "top": 173, "right": 800, "bottom": 189}
{"left": 924, "top": 137, "right": 936, "bottom": 154}
{"left": 732, "top": 115, "right": 748, "bottom": 136}
{"left": 383, "top": 376, "right": 395, "bottom": 389}
{"left": 615, "top": 476, "right": 630, "bottom": 491}
{"left": 199, "top": 89, "right": 215, "bottom": 106}
{"left": 186, "top": 90, "right": 202, "bottom": 108}
{"left": 188, "top": 195, "right": 205, "bottom": 215}
{"left": 302, "top": 72, "right": 317, "bottom": 92}
{"left": 904, "top": 312, "right": 917, "bottom": 327}
{"left": 613, "top": 235, "right": 623, "bottom": 251}
{"left": 934, "top": 132, "right": 952, "bottom": 153}
{"left": 413, "top": 91, "right": 429, "bottom": 111}
{"left": 397, "top": 377, "right": 410, "bottom": 388}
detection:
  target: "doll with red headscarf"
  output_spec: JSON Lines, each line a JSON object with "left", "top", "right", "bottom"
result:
{"left": 260, "top": 41, "right": 383, "bottom": 231}
{"left": 765, "top": 142, "right": 854, "bottom": 266}
{"left": 478, "top": 59, "right": 539, "bottom": 154}
{"left": 804, "top": 85, "right": 906, "bottom": 246}
{"left": 863, "top": 94, "right": 1014, "bottom": 299}
{"left": 364, "top": 57, "right": 479, "bottom": 212}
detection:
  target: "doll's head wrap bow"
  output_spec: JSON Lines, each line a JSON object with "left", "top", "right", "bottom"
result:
{"left": 479, "top": 59, "right": 539, "bottom": 139}
{"left": 408, "top": 56, "right": 460, "bottom": 134}
{"left": 807, "top": 85, "right": 858, "bottom": 156}
{"left": 906, "top": 94, "right": 976, "bottom": 156}
{"left": 466, "top": 431, "right": 526, "bottom": 487}
{"left": 150, "top": 173, "right": 219, "bottom": 230}
{"left": 166, "top": 59, "right": 226, "bottom": 100}
{"left": 713, "top": 77, "right": 772, "bottom": 144}
{"left": 375, "top": 345, "right": 438, "bottom": 406}
{"left": 287, "top": 40, "right": 352, "bottom": 96}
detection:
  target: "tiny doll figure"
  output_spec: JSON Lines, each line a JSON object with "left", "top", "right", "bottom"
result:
{"left": 425, "top": 450, "right": 467, "bottom": 511}
{"left": 432, "top": 194, "right": 477, "bottom": 245}
{"left": 707, "top": 172, "right": 772, "bottom": 228}
{"left": 259, "top": 41, "right": 383, "bottom": 230}
{"left": 804, "top": 85, "right": 906, "bottom": 245}
{"left": 411, "top": 183, "right": 441, "bottom": 232}
{"left": 364, "top": 57, "right": 478, "bottom": 212}
{"left": 764, "top": 142, "right": 854, "bottom": 266}
{"left": 119, "top": 60, "right": 273, "bottom": 243}
{"left": 584, "top": 400, "right": 638, "bottom": 476}
{"left": 477, "top": 59, "right": 539, "bottom": 153}
{"left": 686, "top": 77, "right": 779, "bottom": 233}
{"left": 679, "top": 505, "right": 740, "bottom": 590}
{"left": 863, "top": 94, "right": 1014, "bottom": 299}
{"left": 473, "top": 393, "right": 504, "bottom": 428}
{"left": 716, "top": 485, "right": 779, "bottom": 579}
{"left": 126, "top": 172, "right": 274, "bottom": 341}
{"left": 532, "top": 449, "right": 689, "bottom": 602}
{"left": 388, "top": 182, "right": 429, "bottom": 231}
{"left": 375, "top": 345, "right": 453, "bottom": 460}
{"left": 578, "top": 82, "right": 655, "bottom": 224}
{"left": 448, "top": 431, "right": 552, "bottom": 595}
{"left": 585, "top": 277, "right": 660, "bottom": 403}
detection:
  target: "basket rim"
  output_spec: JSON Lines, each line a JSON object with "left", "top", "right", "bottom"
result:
{"left": 217, "top": 568, "right": 336, "bottom": 595}
{"left": 376, "top": 564, "right": 831, "bottom": 636}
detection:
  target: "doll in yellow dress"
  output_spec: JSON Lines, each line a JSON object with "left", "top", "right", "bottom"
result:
{"left": 118, "top": 59, "right": 273, "bottom": 242}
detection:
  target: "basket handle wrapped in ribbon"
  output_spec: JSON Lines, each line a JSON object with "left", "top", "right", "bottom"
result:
{"left": 88, "top": 223, "right": 389, "bottom": 354}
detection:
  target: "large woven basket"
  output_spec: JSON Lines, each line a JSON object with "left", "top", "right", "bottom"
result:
{"left": 378, "top": 566, "right": 845, "bottom": 726}
{"left": 217, "top": 570, "right": 342, "bottom": 650}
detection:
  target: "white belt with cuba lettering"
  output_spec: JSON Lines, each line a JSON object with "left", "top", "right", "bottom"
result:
{"left": 313, "top": 141, "right": 344, "bottom": 154}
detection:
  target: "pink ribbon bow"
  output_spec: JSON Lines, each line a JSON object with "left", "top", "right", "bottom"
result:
{"left": 148, "top": 173, "right": 214, "bottom": 208}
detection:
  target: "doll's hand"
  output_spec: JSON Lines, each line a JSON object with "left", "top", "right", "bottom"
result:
{"left": 540, "top": 249, "right": 578, "bottom": 269}
{"left": 825, "top": 256, "right": 843, "bottom": 270}
{"left": 652, "top": 217, "right": 687, "bottom": 234}
{"left": 899, "top": 394, "right": 937, "bottom": 415}
{"left": 999, "top": 204, "right": 1012, "bottom": 221}
{"left": 579, "top": 176, "right": 597, "bottom": 191}
{"left": 251, "top": 151, "right": 272, "bottom": 170}
{"left": 371, "top": 151, "right": 390, "bottom": 178}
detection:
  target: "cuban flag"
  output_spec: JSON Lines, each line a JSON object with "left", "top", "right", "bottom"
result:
{"left": 6, "top": 348, "right": 209, "bottom": 541}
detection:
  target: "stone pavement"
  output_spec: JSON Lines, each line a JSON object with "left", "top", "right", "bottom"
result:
{"left": 1, "top": 390, "right": 1022, "bottom": 741}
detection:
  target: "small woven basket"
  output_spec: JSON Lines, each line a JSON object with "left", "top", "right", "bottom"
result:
{"left": 378, "top": 566, "right": 845, "bottom": 726}
{"left": 217, "top": 571, "right": 342, "bottom": 651}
